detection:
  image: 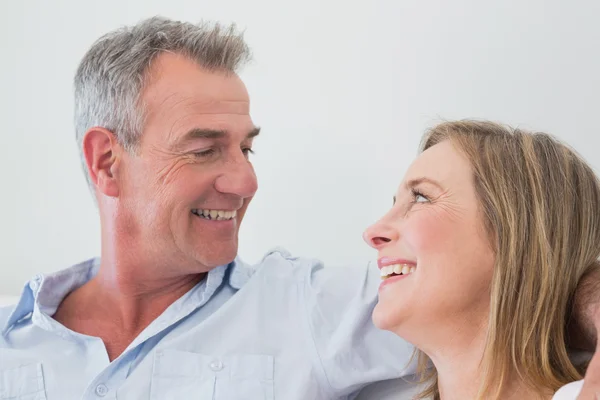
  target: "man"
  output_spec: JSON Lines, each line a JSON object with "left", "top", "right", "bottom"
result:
{"left": 0, "top": 16, "right": 599, "bottom": 399}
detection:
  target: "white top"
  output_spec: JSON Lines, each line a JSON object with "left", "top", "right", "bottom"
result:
{"left": 553, "top": 380, "right": 584, "bottom": 399}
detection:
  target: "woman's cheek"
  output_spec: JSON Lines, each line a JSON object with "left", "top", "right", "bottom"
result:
{"left": 403, "top": 212, "right": 455, "bottom": 255}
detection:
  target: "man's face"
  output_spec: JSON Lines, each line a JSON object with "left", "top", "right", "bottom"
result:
{"left": 117, "top": 53, "right": 258, "bottom": 272}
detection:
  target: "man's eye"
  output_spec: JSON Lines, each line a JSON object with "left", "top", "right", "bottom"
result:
{"left": 193, "top": 149, "right": 215, "bottom": 158}
{"left": 242, "top": 148, "right": 255, "bottom": 157}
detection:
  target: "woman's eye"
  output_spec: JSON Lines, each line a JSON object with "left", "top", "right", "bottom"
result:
{"left": 415, "top": 194, "right": 428, "bottom": 203}
{"left": 411, "top": 189, "right": 429, "bottom": 203}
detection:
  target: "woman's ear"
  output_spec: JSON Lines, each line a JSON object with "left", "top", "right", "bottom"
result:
{"left": 82, "top": 127, "right": 121, "bottom": 198}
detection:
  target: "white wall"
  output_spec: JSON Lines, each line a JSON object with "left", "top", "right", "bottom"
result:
{"left": 0, "top": 296, "right": 18, "bottom": 307}
{"left": 1, "top": 0, "right": 599, "bottom": 295}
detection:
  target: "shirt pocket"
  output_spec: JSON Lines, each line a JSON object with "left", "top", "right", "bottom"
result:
{"left": 150, "top": 350, "right": 274, "bottom": 400}
{"left": 0, "top": 363, "right": 47, "bottom": 400}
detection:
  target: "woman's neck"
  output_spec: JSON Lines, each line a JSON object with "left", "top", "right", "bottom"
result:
{"left": 426, "top": 327, "right": 488, "bottom": 400}
{"left": 435, "top": 361, "right": 547, "bottom": 400}
{"left": 417, "top": 332, "right": 551, "bottom": 400}
{"left": 397, "top": 317, "right": 551, "bottom": 400}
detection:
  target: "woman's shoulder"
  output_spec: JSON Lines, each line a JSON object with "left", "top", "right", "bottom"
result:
{"left": 552, "top": 380, "right": 583, "bottom": 399}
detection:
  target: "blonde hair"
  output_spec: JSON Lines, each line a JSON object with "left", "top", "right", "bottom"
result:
{"left": 413, "top": 120, "right": 600, "bottom": 399}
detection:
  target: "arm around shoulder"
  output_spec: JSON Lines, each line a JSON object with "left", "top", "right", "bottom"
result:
{"left": 298, "top": 257, "right": 416, "bottom": 396}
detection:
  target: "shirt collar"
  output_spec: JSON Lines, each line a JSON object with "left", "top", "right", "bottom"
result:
{"left": 2, "top": 258, "right": 98, "bottom": 335}
{"left": 2, "top": 256, "right": 255, "bottom": 335}
{"left": 2, "top": 281, "right": 34, "bottom": 335}
{"left": 227, "top": 256, "right": 254, "bottom": 289}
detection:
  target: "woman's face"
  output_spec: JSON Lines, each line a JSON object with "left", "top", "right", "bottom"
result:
{"left": 363, "top": 140, "right": 495, "bottom": 341}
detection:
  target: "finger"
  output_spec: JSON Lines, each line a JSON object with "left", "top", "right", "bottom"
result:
{"left": 578, "top": 350, "right": 600, "bottom": 399}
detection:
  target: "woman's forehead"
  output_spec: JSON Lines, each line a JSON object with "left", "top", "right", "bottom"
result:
{"left": 400, "top": 141, "right": 472, "bottom": 189}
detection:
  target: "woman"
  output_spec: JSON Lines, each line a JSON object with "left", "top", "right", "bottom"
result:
{"left": 363, "top": 120, "right": 600, "bottom": 399}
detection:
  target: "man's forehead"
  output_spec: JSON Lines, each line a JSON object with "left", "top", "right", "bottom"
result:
{"left": 139, "top": 56, "right": 254, "bottom": 144}
{"left": 142, "top": 53, "right": 250, "bottom": 113}
{"left": 144, "top": 83, "right": 251, "bottom": 115}
{"left": 160, "top": 94, "right": 251, "bottom": 116}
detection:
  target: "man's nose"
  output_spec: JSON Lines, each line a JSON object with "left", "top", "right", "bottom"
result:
{"left": 214, "top": 155, "right": 258, "bottom": 198}
{"left": 363, "top": 220, "right": 399, "bottom": 249}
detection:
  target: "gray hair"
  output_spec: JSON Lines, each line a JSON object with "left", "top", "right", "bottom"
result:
{"left": 74, "top": 16, "right": 252, "bottom": 193}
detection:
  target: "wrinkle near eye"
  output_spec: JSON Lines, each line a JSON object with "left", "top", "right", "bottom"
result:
{"left": 149, "top": 145, "right": 194, "bottom": 185}
{"left": 425, "top": 196, "right": 466, "bottom": 223}
{"left": 156, "top": 157, "right": 193, "bottom": 185}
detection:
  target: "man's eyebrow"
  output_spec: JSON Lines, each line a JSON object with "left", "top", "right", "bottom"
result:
{"left": 173, "top": 126, "right": 261, "bottom": 149}
{"left": 247, "top": 126, "right": 261, "bottom": 139}
{"left": 178, "top": 129, "right": 226, "bottom": 144}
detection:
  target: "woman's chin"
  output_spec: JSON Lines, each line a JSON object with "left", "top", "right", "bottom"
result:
{"left": 372, "top": 302, "right": 404, "bottom": 331}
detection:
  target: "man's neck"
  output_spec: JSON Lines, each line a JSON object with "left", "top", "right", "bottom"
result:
{"left": 53, "top": 258, "right": 205, "bottom": 361}
{"left": 90, "top": 265, "right": 204, "bottom": 330}
{"left": 52, "top": 206, "right": 216, "bottom": 361}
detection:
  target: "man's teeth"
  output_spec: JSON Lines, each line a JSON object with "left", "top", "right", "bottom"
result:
{"left": 192, "top": 209, "right": 237, "bottom": 221}
{"left": 380, "top": 264, "right": 416, "bottom": 279}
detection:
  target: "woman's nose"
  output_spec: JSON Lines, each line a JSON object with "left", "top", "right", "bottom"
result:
{"left": 363, "top": 221, "right": 399, "bottom": 249}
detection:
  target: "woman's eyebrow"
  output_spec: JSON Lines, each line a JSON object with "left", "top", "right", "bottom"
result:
{"left": 405, "top": 177, "right": 444, "bottom": 191}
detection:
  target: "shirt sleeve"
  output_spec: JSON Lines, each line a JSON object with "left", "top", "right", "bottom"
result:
{"left": 298, "top": 256, "right": 417, "bottom": 397}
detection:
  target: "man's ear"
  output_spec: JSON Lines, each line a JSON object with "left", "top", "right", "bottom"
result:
{"left": 82, "top": 127, "right": 122, "bottom": 198}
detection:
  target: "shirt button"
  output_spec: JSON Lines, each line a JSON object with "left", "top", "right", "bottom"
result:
{"left": 95, "top": 384, "right": 108, "bottom": 397}
{"left": 209, "top": 360, "right": 224, "bottom": 371}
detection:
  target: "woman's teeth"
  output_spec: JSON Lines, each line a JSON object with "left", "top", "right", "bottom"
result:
{"left": 192, "top": 209, "right": 237, "bottom": 221}
{"left": 380, "top": 264, "right": 416, "bottom": 279}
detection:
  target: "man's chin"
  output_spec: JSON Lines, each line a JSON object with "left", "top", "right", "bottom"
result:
{"left": 194, "top": 246, "right": 238, "bottom": 270}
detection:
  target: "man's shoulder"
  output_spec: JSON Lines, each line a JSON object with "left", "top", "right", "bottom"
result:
{"left": 246, "top": 247, "right": 379, "bottom": 306}
{"left": 251, "top": 247, "right": 373, "bottom": 282}
{"left": 253, "top": 247, "right": 322, "bottom": 268}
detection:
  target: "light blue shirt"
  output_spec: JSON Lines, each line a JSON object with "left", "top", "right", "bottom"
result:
{"left": 0, "top": 248, "right": 416, "bottom": 400}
